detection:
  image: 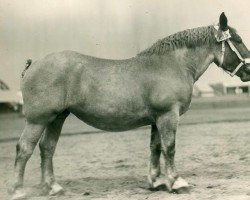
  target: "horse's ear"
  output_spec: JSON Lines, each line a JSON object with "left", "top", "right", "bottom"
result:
{"left": 219, "top": 12, "right": 228, "bottom": 31}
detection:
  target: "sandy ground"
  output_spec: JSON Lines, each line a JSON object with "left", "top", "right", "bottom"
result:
{"left": 0, "top": 108, "right": 250, "bottom": 200}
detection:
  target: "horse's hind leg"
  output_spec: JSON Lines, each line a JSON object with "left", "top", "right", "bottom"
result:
{"left": 39, "top": 110, "right": 69, "bottom": 196}
{"left": 11, "top": 121, "right": 46, "bottom": 200}
{"left": 148, "top": 124, "right": 161, "bottom": 186}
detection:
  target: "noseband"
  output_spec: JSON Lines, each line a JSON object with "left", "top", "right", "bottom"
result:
{"left": 214, "top": 26, "right": 250, "bottom": 77}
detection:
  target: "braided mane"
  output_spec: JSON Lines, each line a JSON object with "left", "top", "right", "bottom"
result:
{"left": 138, "top": 26, "right": 216, "bottom": 56}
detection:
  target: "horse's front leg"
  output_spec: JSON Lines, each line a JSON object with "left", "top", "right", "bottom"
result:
{"left": 153, "top": 105, "right": 189, "bottom": 193}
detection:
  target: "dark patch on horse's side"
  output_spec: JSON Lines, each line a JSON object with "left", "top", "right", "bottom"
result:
{"left": 21, "top": 59, "right": 32, "bottom": 78}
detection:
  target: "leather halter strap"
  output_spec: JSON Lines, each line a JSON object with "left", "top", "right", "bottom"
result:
{"left": 214, "top": 26, "right": 250, "bottom": 77}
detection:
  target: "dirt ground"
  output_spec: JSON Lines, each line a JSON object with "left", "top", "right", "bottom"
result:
{"left": 0, "top": 108, "right": 250, "bottom": 200}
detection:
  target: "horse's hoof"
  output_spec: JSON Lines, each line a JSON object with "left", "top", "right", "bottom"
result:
{"left": 11, "top": 189, "right": 27, "bottom": 200}
{"left": 49, "top": 183, "right": 64, "bottom": 196}
{"left": 172, "top": 177, "right": 190, "bottom": 194}
{"left": 148, "top": 176, "right": 172, "bottom": 192}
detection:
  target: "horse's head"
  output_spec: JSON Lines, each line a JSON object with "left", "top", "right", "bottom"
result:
{"left": 214, "top": 12, "right": 250, "bottom": 82}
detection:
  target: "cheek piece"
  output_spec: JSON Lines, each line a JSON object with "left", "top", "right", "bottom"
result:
{"left": 214, "top": 25, "right": 250, "bottom": 77}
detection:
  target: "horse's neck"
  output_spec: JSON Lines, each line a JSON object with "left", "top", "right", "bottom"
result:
{"left": 178, "top": 46, "right": 215, "bottom": 82}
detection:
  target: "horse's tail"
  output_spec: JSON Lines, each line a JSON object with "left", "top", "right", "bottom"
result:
{"left": 21, "top": 59, "right": 32, "bottom": 78}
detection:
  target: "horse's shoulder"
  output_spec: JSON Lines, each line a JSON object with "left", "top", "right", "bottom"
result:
{"left": 148, "top": 79, "right": 192, "bottom": 112}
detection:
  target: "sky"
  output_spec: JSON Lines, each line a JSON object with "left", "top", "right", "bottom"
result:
{"left": 1, "top": 0, "right": 250, "bottom": 90}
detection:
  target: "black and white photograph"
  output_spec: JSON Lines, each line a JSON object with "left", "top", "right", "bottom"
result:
{"left": 0, "top": 0, "right": 250, "bottom": 199}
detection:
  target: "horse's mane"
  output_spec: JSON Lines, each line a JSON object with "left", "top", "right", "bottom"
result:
{"left": 138, "top": 26, "right": 216, "bottom": 56}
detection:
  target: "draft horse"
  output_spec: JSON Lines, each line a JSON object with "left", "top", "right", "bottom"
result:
{"left": 10, "top": 13, "right": 250, "bottom": 199}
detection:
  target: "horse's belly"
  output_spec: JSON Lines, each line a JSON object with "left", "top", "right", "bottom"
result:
{"left": 69, "top": 106, "right": 153, "bottom": 132}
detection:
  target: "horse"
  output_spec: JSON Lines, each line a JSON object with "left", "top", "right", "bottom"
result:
{"left": 10, "top": 12, "right": 250, "bottom": 200}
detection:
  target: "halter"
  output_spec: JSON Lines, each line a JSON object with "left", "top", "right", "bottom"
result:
{"left": 214, "top": 25, "right": 250, "bottom": 77}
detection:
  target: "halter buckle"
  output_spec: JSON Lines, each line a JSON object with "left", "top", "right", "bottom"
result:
{"left": 214, "top": 25, "right": 231, "bottom": 42}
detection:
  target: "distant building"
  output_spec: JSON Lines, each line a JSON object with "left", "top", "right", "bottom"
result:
{"left": 193, "top": 83, "right": 215, "bottom": 97}
{"left": 0, "top": 79, "right": 23, "bottom": 113}
{"left": 222, "top": 81, "right": 250, "bottom": 95}
{"left": 194, "top": 79, "right": 250, "bottom": 97}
